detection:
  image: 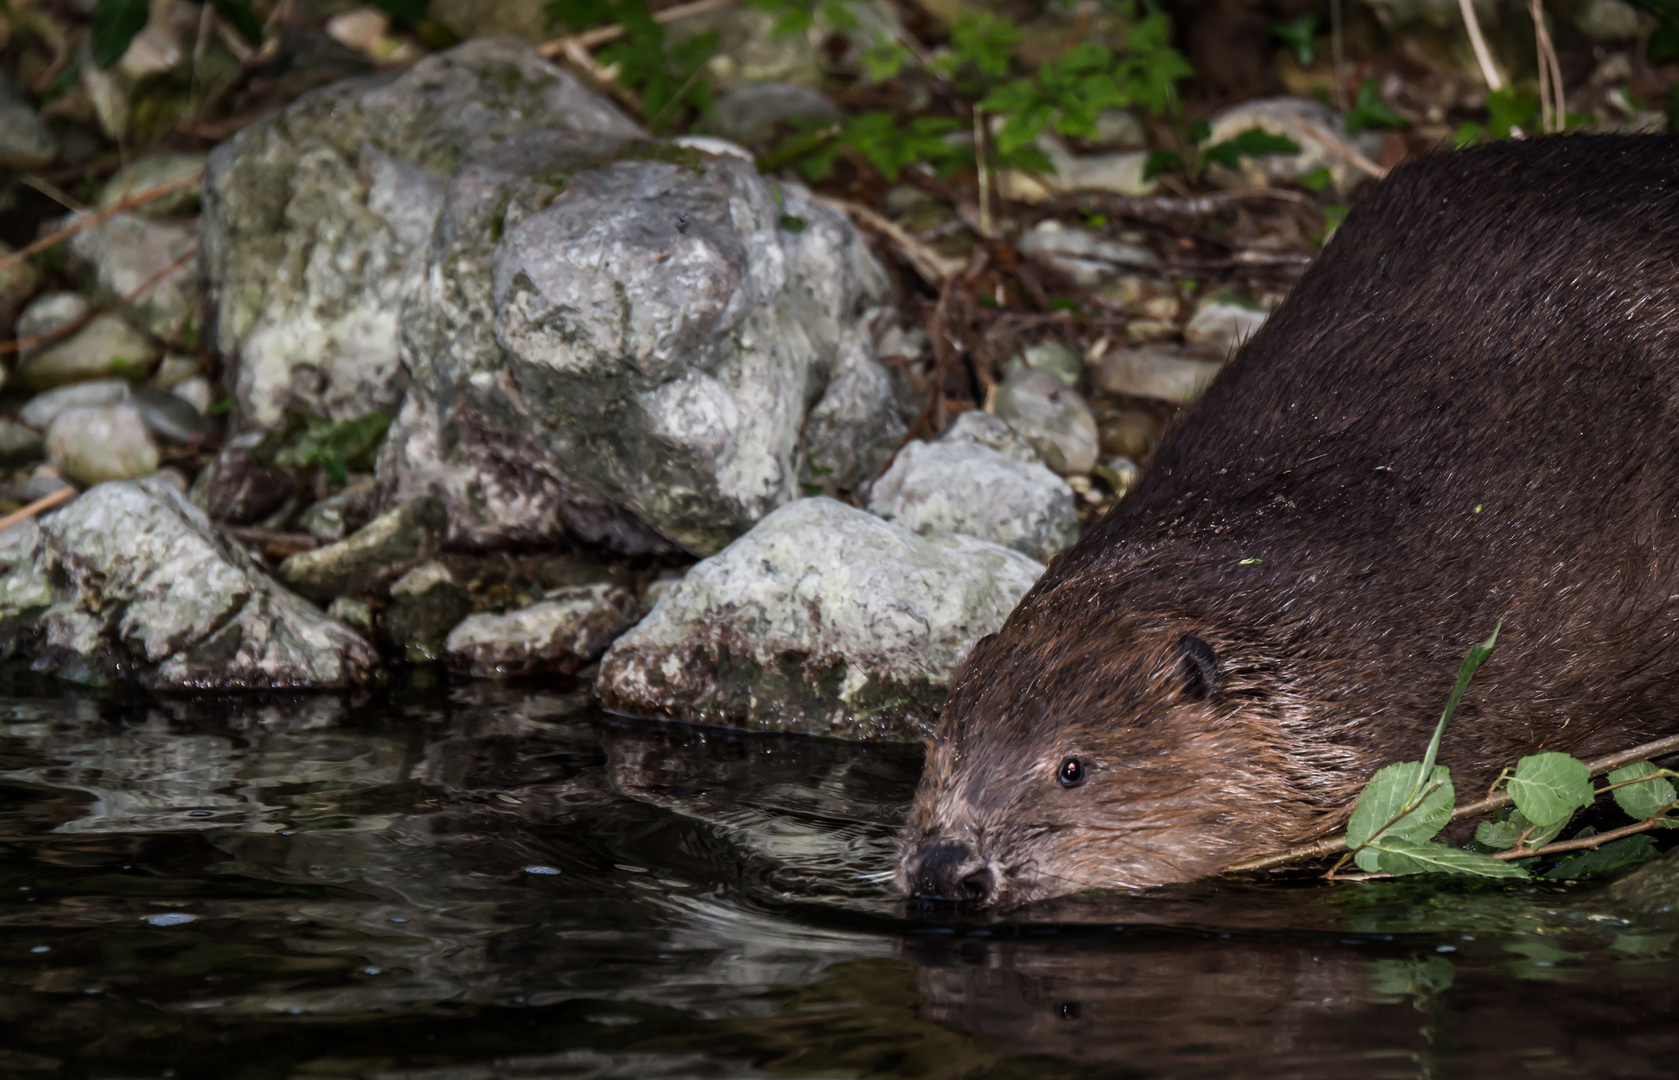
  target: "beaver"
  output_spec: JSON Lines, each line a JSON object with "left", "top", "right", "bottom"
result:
{"left": 898, "top": 134, "right": 1679, "bottom": 906}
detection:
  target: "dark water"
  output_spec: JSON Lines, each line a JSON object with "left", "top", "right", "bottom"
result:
{"left": 0, "top": 682, "right": 1673, "bottom": 1080}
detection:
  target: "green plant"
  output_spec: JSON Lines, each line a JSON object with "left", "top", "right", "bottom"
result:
{"left": 773, "top": 2, "right": 1190, "bottom": 183}
{"left": 1332, "top": 624, "right": 1679, "bottom": 881}
{"left": 253, "top": 412, "right": 393, "bottom": 486}
{"left": 1268, "top": 13, "right": 1320, "bottom": 66}
{"left": 1343, "top": 79, "right": 1407, "bottom": 134}
{"left": 93, "top": 0, "right": 262, "bottom": 67}
{"left": 548, "top": 0, "right": 718, "bottom": 130}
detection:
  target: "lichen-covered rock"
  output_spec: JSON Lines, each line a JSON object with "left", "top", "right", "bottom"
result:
{"left": 382, "top": 560, "right": 471, "bottom": 663}
{"left": 596, "top": 497, "right": 1043, "bottom": 741}
{"left": 940, "top": 410, "right": 1044, "bottom": 465}
{"left": 0, "top": 478, "right": 376, "bottom": 689}
{"left": 201, "top": 37, "right": 643, "bottom": 432}
{"left": 276, "top": 495, "right": 447, "bottom": 602}
{"left": 63, "top": 212, "right": 198, "bottom": 340}
{"left": 45, "top": 404, "right": 160, "bottom": 485}
{"left": 381, "top": 132, "right": 908, "bottom": 555}
{"left": 867, "top": 438, "right": 1078, "bottom": 561}
{"left": 445, "top": 583, "right": 640, "bottom": 678}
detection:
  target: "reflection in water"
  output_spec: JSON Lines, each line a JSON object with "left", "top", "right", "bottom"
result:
{"left": 0, "top": 683, "right": 1670, "bottom": 1078}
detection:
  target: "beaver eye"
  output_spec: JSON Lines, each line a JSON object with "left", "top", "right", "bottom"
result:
{"left": 1057, "top": 758, "right": 1085, "bottom": 788}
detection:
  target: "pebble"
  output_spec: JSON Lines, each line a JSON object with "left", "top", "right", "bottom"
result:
{"left": 1095, "top": 404, "right": 1166, "bottom": 461}
{"left": 1184, "top": 297, "right": 1270, "bottom": 357}
{"left": 149, "top": 354, "right": 203, "bottom": 390}
{"left": 298, "top": 476, "right": 380, "bottom": 542}
{"left": 1089, "top": 344, "right": 1223, "bottom": 405}
{"left": 95, "top": 153, "right": 206, "bottom": 219}
{"left": 0, "top": 420, "right": 42, "bottom": 467}
{"left": 14, "top": 292, "right": 91, "bottom": 352}
{"left": 326, "top": 597, "right": 377, "bottom": 638}
{"left": 1200, "top": 97, "right": 1383, "bottom": 195}
{"left": 1017, "top": 219, "right": 1158, "bottom": 285}
{"left": 1011, "top": 340, "right": 1084, "bottom": 388}
{"left": 0, "top": 74, "right": 56, "bottom": 170}
{"left": 276, "top": 495, "right": 448, "bottom": 602}
{"left": 867, "top": 438, "right": 1079, "bottom": 561}
{"left": 701, "top": 82, "right": 840, "bottom": 146}
{"left": 64, "top": 213, "right": 199, "bottom": 341}
{"left": 991, "top": 369, "right": 1099, "bottom": 476}
{"left": 45, "top": 404, "right": 160, "bottom": 485}
{"left": 18, "top": 380, "right": 132, "bottom": 430}
{"left": 382, "top": 560, "right": 471, "bottom": 663}
{"left": 130, "top": 387, "right": 209, "bottom": 445}
{"left": 941, "top": 410, "right": 1043, "bottom": 466}
{"left": 169, "top": 376, "right": 215, "bottom": 416}
{"left": 16, "top": 315, "right": 160, "bottom": 391}
{"left": 0, "top": 242, "right": 39, "bottom": 333}
{"left": 1000, "top": 135, "right": 1157, "bottom": 202}
{"left": 443, "top": 584, "right": 642, "bottom": 678}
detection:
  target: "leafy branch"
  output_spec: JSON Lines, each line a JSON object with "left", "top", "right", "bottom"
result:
{"left": 1226, "top": 625, "right": 1679, "bottom": 883}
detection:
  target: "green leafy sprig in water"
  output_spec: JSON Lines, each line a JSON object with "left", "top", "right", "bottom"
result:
{"left": 1322, "top": 623, "right": 1679, "bottom": 882}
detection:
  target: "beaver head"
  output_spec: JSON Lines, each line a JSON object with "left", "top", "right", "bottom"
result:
{"left": 895, "top": 574, "right": 1358, "bottom": 907}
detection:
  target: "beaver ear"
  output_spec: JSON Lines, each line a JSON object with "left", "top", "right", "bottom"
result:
{"left": 1176, "top": 636, "right": 1218, "bottom": 700}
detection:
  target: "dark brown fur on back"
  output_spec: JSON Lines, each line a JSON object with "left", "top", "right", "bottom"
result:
{"left": 899, "top": 135, "right": 1679, "bottom": 906}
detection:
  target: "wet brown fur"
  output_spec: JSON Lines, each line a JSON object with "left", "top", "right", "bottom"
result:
{"left": 900, "top": 135, "right": 1679, "bottom": 905}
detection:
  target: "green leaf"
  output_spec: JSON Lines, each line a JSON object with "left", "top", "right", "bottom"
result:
{"left": 1473, "top": 807, "right": 1566, "bottom": 851}
{"left": 1343, "top": 79, "right": 1407, "bottom": 134}
{"left": 1143, "top": 149, "right": 1182, "bottom": 179}
{"left": 211, "top": 0, "right": 265, "bottom": 45}
{"left": 777, "top": 214, "right": 807, "bottom": 233}
{"left": 1297, "top": 166, "right": 1331, "bottom": 192}
{"left": 92, "top": 0, "right": 150, "bottom": 68}
{"left": 1268, "top": 13, "right": 1319, "bottom": 66}
{"left": 1607, "top": 761, "right": 1677, "bottom": 820}
{"left": 1485, "top": 86, "right": 1540, "bottom": 139}
{"left": 1541, "top": 834, "right": 1660, "bottom": 879}
{"left": 1419, "top": 622, "right": 1501, "bottom": 784}
{"left": 1651, "top": 19, "right": 1679, "bottom": 65}
{"left": 1228, "top": 127, "right": 1301, "bottom": 156}
{"left": 1347, "top": 762, "right": 1455, "bottom": 871}
{"left": 548, "top": 0, "right": 614, "bottom": 29}
{"left": 1453, "top": 121, "right": 1487, "bottom": 149}
{"left": 1508, "top": 752, "right": 1594, "bottom": 828}
{"left": 1367, "top": 838, "right": 1530, "bottom": 879}
{"left": 370, "top": 0, "right": 432, "bottom": 27}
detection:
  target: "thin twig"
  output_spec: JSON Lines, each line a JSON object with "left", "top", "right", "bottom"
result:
{"left": 1531, "top": 0, "right": 1565, "bottom": 132}
{"left": 0, "top": 248, "right": 197, "bottom": 357}
{"left": 1496, "top": 816, "right": 1666, "bottom": 862}
{"left": 18, "top": 175, "right": 86, "bottom": 213}
{"left": 1458, "top": 0, "right": 1505, "bottom": 93}
{"left": 538, "top": 0, "right": 739, "bottom": 59}
{"left": 974, "top": 111, "right": 994, "bottom": 240}
{"left": 1293, "top": 124, "right": 1388, "bottom": 180}
{"left": 813, "top": 195, "right": 963, "bottom": 284}
{"left": 0, "top": 488, "right": 76, "bottom": 533}
{"left": 1330, "top": 0, "right": 1347, "bottom": 112}
{"left": 0, "top": 174, "right": 204, "bottom": 276}
{"left": 1222, "top": 732, "right": 1679, "bottom": 874}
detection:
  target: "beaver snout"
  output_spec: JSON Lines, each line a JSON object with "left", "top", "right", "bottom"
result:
{"left": 908, "top": 841, "right": 996, "bottom": 904}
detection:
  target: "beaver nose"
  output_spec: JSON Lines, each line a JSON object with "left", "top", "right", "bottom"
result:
{"left": 911, "top": 841, "right": 996, "bottom": 903}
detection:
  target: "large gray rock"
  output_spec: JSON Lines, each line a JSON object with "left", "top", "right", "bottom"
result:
{"left": 381, "top": 133, "right": 909, "bottom": 555}
{"left": 867, "top": 436, "right": 1078, "bottom": 561}
{"left": 596, "top": 497, "right": 1044, "bottom": 741}
{"left": 0, "top": 478, "right": 376, "bottom": 689}
{"left": 63, "top": 212, "right": 199, "bottom": 340}
{"left": 201, "top": 38, "right": 643, "bottom": 432}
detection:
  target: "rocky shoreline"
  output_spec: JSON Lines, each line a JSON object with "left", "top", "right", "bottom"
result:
{"left": 0, "top": 37, "right": 1283, "bottom": 741}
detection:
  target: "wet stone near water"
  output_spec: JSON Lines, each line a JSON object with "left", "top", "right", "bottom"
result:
{"left": 445, "top": 584, "right": 641, "bottom": 678}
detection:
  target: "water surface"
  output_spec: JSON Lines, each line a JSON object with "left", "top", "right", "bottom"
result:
{"left": 0, "top": 680, "right": 1671, "bottom": 1079}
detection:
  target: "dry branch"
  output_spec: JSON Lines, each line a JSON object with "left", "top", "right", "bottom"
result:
{"left": 0, "top": 248, "right": 198, "bottom": 357}
{"left": 814, "top": 195, "right": 964, "bottom": 285}
{"left": 0, "top": 174, "right": 203, "bottom": 277}
{"left": 0, "top": 488, "right": 76, "bottom": 534}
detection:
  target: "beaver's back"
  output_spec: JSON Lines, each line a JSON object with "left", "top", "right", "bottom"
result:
{"left": 1050, "top": 134, "right": 1679, "bottom": 779}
